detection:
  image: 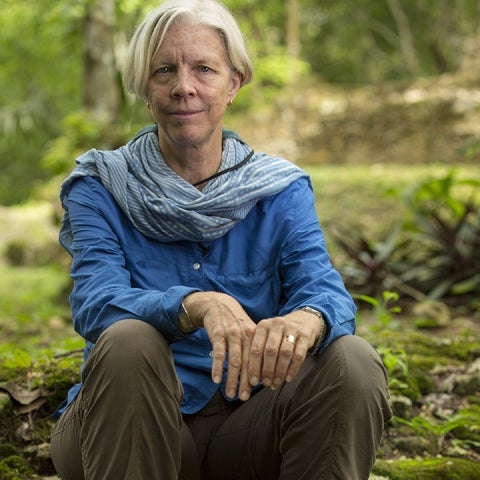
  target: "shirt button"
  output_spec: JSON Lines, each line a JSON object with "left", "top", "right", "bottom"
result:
{"left": 209, "top": 351, "right": 214, "bottom": 358}
{"left": 193, "top": 262, "right": 201, "bottom": 270}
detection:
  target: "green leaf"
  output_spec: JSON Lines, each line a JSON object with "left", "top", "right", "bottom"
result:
{"left": 3, "top": 349, "right": 32, "bottom": 369}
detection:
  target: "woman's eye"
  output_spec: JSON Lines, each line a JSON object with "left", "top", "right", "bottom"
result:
{"left": 198, "top": 66, "right": 212, "bottom": 73}
{"left": 154, "top": 66, "right": 171, "bottom": 74}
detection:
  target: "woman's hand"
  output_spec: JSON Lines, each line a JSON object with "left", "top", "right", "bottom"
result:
{"left": 247, "top": 310, "right": 324, "bottom": 390}
{"left": 183, "top": 293, "right": 325, "bottom": 401}
{"left": 183, "top": 292, "right": 257, "bottom": 401}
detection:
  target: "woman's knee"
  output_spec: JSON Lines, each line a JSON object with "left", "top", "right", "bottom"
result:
{"left": 83, "top": 320, "right": 179, "bottom": 392}
{"left": 93, "top": 319, "right": 169, "bottom": 366}
{"left": 98, "top": 318, "right": 164, "bottom": 348}
{"left": 297, "top": 335, "right": 390, "bottom": 411}
{"left": 335, "top": 336, "right": 388, "bottom": 391}
{"left": 330, "top": 335, "right": 392, "bottom": 420}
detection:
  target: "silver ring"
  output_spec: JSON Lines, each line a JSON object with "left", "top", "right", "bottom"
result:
{"left": 284, "top": 334, "right": 296, "bottom": 345}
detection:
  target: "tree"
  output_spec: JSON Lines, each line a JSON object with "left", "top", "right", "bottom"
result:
{"left": 286, "top": 0, "right": 300, "bottom": 58}
{"left": 386, "top": 0, "right": 419, "bottom": 75}
{"left": 84, "top": 0, "right": 120, "bottom": 123}
{"left": 0, "top": 0, "right": 84, "bottom": 204}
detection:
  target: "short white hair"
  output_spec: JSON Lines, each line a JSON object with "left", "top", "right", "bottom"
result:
{"left": 123, "top": 0, "right": 253, "bottom": 102}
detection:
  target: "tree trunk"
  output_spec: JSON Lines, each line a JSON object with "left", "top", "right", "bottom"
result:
{"left": 286, "top": 0, "right": 300, "bottom": 58}
{"left": 386, "top": 0, "right": 420, "bottom": 75}
{"left": 83, "top": 0, "right": 119, "bottom": 123}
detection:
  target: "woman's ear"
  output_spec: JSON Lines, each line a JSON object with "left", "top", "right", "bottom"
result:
{"left": 227, "top": 70, "right": 242, "bottom": 103}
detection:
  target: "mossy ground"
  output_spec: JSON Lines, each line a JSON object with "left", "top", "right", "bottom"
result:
{"left": 0, "top": 346, "right": 82, "bottom": 479}
{"left": 373, "top": 457, "right": 480, "bottom": 480}
{"left": 358, "top": 310, "right": 480, "bottom": 479}
{"left": 0, "top": 312, "right": 479, "bottom": 479}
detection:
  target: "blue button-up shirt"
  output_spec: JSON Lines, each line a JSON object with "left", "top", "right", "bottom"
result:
{"left": 58, "top": 174, "right": 355, "bottom": 416}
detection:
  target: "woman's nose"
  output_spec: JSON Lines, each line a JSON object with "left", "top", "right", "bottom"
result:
{"left": 171, "top": 70, "right": 195, "bottom": 98}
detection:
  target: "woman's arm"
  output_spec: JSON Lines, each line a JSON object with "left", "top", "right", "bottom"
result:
{"left": 63, "top": 177, "right": 199, "bottom": 344}
{"left": 278, "top": 176, "right": 356, "bottom": 350}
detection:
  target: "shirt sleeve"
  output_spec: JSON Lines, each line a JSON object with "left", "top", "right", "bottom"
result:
{"left": 62, "top": 177, "right": 199, "bottom": 344}
{"left": 277, "top": 177, "right": 356, "bottom": 352}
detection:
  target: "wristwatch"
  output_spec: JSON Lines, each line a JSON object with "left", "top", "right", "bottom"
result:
{"left": 177, "top": 302, "right": 198, "bottom": 333}
{"left": 300, "top": 306, "right": 328, "bottom": 354}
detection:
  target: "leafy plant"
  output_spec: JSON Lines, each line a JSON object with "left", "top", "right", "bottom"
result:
{"left": 335, "top": 171, "right": 480, "bottom": 305}
{"left": 333, "top": 225, "right": 409, "bottom": 297}
{"left": 396, "top": 406, "right": 480, "bottom": 455}
{"left": 354, "top": 290, "right": 402, "bottom": 327}
{"left": 377, "top": 345, "right": 410, "bottom": 394}
{"left": 400, "top": 172, "right": 480, "bottom": 301}
{"left": 355, "top": 291, "right": 411, "bottom": 394}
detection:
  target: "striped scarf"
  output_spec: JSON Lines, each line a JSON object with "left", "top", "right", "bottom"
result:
{"left": 59, "top": 128, "right": 306, "bottom": 247}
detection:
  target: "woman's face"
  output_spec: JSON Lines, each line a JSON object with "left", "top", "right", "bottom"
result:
{"left": 147, "top": 20, "right": 241, "bottom": 154}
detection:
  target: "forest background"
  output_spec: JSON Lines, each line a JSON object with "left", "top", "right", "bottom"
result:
{"left": 1, "top": 0, "right": 479, "bottom": 203}
{"left": 0, "top": 1, "right": 479, "bottom": 479}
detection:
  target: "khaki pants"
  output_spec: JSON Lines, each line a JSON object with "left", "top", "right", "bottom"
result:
{"left": 50, "top": 320, "right": 391, "bottom": 480}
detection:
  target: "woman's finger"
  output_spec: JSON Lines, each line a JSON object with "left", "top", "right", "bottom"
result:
{"left": 248, "top": 325, "right": 267, "bottom": 386}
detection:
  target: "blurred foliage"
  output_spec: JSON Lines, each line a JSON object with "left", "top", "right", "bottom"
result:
{"left": 41, "top": 110, "right": 133, "bottom": 176}
{"left": 0, "top": 0, "right": 479, "bottom": 204}
{"left": 0, "top": 0, "right": 83, "bottom": 204}
{"left": 0, "top": 266, "right": 70, "bottom": 331}
{"left": 301, "top": 0, "right": 480, "bottom": 83}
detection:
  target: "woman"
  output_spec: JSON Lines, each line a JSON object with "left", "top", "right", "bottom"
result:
{"left": 50, "top": 0, "right": 391, "bottom": 479}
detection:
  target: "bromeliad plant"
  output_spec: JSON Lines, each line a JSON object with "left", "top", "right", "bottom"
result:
{"left": 400, "top": 172, "right": 480, "bottom": 301}
{"left": 333, "top": 224, "right": 410, "bottom": 298}
{"left": 335, "top": 171, "right": 480, "bottom": 305}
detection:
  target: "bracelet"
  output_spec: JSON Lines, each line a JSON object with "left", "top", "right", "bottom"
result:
{"left": 300, "top": 306, "right": 328, "bottom": 354}
{"left": 310, "top": 321, "right": 327, "bottom": 354}
{"left": 178, "top": 302, "right": 198, "bottom": 333}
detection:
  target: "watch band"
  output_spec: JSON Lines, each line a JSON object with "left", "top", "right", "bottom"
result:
{"left": 178, "top": 302, "right": 198, "bottom": 333}
{"left": 300, "top": 306, "right": 328, "bottom": 354}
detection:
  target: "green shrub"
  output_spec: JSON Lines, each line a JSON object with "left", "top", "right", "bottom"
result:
{"left": 335, "top": 171, "right": 480, "bottom": 306}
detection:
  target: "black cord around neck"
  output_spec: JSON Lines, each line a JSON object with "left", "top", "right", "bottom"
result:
{"left": 192, "top": 149, "right": 255, "bottom": 187}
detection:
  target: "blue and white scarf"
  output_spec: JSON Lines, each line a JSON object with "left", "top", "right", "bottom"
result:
{"left": 59, "top": 128, "right": 306, "bottom": 247}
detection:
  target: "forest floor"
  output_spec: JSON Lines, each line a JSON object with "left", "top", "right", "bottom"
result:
{"left": 0, "top": 299, "right": 479, "bottom": 479}
{"left": 359, "top": 308, "right": 480, "bottom": 480}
